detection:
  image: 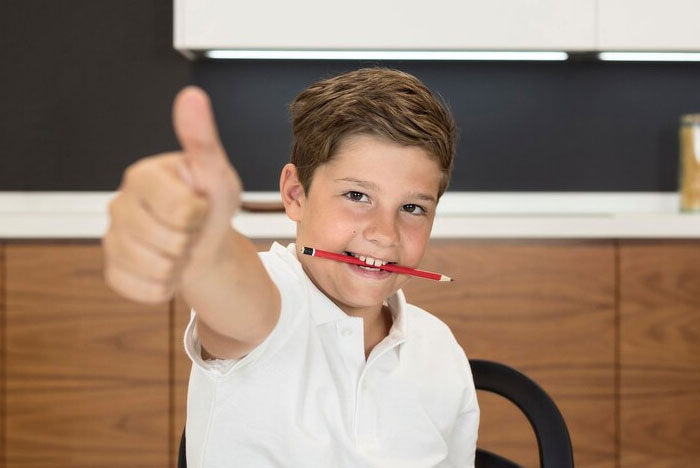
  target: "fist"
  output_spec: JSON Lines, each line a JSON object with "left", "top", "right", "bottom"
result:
{"left": 103, "top": 86, "right": 242, "bottom": 303}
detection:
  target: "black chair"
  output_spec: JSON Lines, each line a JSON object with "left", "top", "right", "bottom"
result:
{"left": 178, "top": 428, "right": 187, "bottom": 468}
{"left": 471, "top": 359, "right": 574, "bottom": 468}
{"left": 177, "top": 360, "right": 574, "bottom": 468}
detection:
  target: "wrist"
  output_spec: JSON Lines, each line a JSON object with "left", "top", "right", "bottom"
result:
{"left": 179, "top": 227, "right": 237, "bottom": 290}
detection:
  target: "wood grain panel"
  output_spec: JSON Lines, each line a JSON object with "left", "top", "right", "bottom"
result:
{"left": 404, "top": 240, "right": 617, "bottom": 468}
{"left": 172, "top": 292, "right": 189, "bottom": 462}
{"left": 619, "top": 241, "right": 700, "bottom": 468}
{"left": 5, "top": 243, "right": 170, "bottom": 467}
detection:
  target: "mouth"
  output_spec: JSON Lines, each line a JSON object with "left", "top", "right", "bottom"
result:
{"left": 343, "top": 251, "right": 397, "bottom": 271}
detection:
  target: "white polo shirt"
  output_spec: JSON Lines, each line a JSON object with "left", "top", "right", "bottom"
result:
{"left": 184, "top": 242, "right": 479, "bottom": 468}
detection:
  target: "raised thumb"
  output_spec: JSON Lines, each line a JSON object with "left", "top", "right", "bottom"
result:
{"left": 172, "top": 86, "right": 227, "bottom": 175}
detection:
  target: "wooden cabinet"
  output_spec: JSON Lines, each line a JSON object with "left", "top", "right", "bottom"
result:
{"left": 1, "top": 239, "right": 699, "bottom": 467}
{"left": 405, "top": 240, "right": 617, "bottom": 468}
{"left": 619, "top": 241, "right": 700, "bottom": 467}
{"left": 1, "top": 243, "right": 171, "bottom": 467}
{"left": 598, "top": 0, "right": 700, "bottom": 50}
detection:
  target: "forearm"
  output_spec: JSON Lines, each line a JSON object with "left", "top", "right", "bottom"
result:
{"left": 181, "top": 229, "right": 281, "bottom": 359}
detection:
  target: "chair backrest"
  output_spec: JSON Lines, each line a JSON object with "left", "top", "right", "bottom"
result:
{"left": 471, "top": 359, "right": 575, "bottom": 468}
{"left": 178, "top": 428, "right": 187, "bottom": 468}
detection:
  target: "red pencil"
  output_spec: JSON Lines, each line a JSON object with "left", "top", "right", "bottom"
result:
{"left": 302, "top": 247, "right": 453, "bottom": 282}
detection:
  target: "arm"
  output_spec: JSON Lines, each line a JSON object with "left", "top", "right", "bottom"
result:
{"left": 183, "top": 229, "right": 280, "bottom": 359}
{"left": 103, "top": 86, "right": 279, "bottom": 360}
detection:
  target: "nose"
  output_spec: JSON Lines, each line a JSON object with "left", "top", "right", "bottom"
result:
{"left": 363, "top": 208, "right": 399, "bottom": 246}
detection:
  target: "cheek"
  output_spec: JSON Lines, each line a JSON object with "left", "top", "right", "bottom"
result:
{"left": 304, "top": 202, "right": 361, "bottom": 241}
{"left": 399, "top": 220, "right": 433, "bottom": 258}
{"left": 323, "top": 203, "right": 367, "bottom": 229}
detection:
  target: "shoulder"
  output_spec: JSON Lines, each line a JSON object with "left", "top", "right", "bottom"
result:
{"left": 258, "top": 242, "right": 307, "bottom": 296}
{"left": 405, "top": 303, "right": 460, "bottom": 348}
{"left": 400, "top": 302, "right": 478, "bottom": 425}
{"left": 403, "top": 302, "right": 472, "bottom": 380}
{"left": 186, "top": 243, "right": 312, "bottom": 379}
{"left": 259, "top": 242, "right": 304, "bottom": 278}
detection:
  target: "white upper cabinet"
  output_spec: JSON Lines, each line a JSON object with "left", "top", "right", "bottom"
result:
{"left": 174, "top": 0, "right": 596, "bottom": 52}
{"left": 598, "top": 0, "right": 700, "bottom": 50}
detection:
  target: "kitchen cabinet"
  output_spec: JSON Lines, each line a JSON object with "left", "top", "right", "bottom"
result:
{"left": 174, "top": 0, "right": 596, "bottom": 52}
{"left": 598, "top": 0, "right": 700, "bottom": 50}
{"left": 2, "top": 239, "right": 700, "bottom": 467}
{"left": 175, "top": 0, "right": 700, "bottom": 55}
{"left": 1, "top": 244, "right": 172, "bottom": 467}
{"left": 619, "top": 242, "right": 700, "bottom": 468}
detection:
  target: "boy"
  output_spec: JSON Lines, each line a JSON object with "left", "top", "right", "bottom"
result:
{"left": 103, "top": 68, "right": 479, "bottom": 467}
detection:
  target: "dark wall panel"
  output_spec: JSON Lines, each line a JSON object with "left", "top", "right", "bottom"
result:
{"left": 0, "top": 0, "right": 191, "bottom": 191}
{"left": 194, "top": 59, "right": 700, "bottom": 192}
{"left": 2, "top": 1, "right": 700, "bottom": 192}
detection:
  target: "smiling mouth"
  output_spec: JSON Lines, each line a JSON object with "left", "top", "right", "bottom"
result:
{"left": 343, "top": 251, "right": 397, "bottom": 271}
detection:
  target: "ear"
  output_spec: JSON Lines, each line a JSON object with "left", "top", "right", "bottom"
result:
{"left": 279, "top": 163, "right": 306, "bottom": 221}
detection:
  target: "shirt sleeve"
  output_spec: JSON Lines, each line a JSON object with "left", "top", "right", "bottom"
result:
{"left": 182, "top": 246, "right": 307, "bottom": 379}
{"left": 443, "top": 332, "right": 480, "bottom": 468}
{"left": 183, "top": 311, "right": 240, "bottom": 375}
{"left": 445, "top": 388, "right": 480, "bottom": 468}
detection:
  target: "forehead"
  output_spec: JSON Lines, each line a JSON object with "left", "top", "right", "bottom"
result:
{"left": 318, "top": 134, "right": 442, "bottom": 197}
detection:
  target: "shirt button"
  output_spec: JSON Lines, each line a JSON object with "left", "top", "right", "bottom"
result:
{"left": 341, "top": 328, "right": 353, "bottom": 337}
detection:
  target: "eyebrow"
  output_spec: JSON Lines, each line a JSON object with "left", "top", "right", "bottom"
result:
{"left": 335, "top": 177, "right": 438, "bottom": 204}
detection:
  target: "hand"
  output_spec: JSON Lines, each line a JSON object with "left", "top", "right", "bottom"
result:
{"left": 102, "top": 86, "right": 242, "bottom": 303}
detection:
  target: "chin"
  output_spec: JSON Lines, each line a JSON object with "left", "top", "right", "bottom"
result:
{"left": 339, "top": 291, "right": 392, "bottom": 308}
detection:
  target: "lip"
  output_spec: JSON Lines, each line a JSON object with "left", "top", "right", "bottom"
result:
{"left": 344, "top": 261, "right": 393, "bottom": 280}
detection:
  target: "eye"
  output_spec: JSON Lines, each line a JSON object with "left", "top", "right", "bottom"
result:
{"left": 402, "top": 204, "right": 426, "bottom": 215}
{"left": 344, "top": 191, "right": 369, "bottom": 203}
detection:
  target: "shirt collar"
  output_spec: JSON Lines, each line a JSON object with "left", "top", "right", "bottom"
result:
{"left": 385, "top": 290, "right": 408, "bottom": 342}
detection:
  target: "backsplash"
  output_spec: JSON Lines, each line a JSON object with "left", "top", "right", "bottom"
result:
{"left": 194, "top": 59, "right": 700, "bottom": 192}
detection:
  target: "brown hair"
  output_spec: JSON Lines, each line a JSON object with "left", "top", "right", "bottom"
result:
{"left": 289, "top": 67, "right": 457, "bottom": 198}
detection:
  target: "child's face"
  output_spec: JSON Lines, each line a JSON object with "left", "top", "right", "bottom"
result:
{"left": 288, "top": 134, "right": 443, "bottom": 318}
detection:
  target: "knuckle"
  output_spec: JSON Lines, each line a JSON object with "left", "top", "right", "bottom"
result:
{"left": 107, "top": 195, "right": 123, "bottom": 220}
{"left": 123, "top": 156, "right": 161, "bottom": 189}
{"left": 107, "top": 201, "right": 117, "bottom": 220}
{"left": 103, "top": 267, "right": 129, "bottom": 298}
{"left": 151, "top": 256, "right": 177, "bottom": 282}
{"left": 103, "top": 264, "right": 172, "bottom": 304}
{"left": 163, "top": 190, "right": 187, "bottom": 224}
{"left": 104, "top": 232, "right": 130, "bottom": 264}
{"left": 170, "top": 195, "right": 207, "bottom": 229}
{"left": 188, "top": 199, "right": 210, "bottom": 226}
{"left": 169, "top": 232, "right": 191, "bottom": 257}
{"left": 122, "top": 161, "right": 141, "bottom": 186}
{"left": 101, "top": 232, "right": 117, "bottom": 257}
{"left": 103, "top": 265, "right": 116, "bottom": 290}
{"left": 149, "top": 281, "right": 173, "bottom": 302}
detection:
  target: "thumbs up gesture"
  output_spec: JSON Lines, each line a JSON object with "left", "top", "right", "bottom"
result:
{"left": 103, "top": 86, "right": 242, "bottom": 304}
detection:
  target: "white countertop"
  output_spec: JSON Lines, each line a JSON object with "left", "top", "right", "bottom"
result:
{"left": 1, "top": 192, "right": 699, "bottom": 239}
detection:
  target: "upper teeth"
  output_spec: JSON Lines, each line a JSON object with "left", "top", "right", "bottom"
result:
{"left": 351, "top": 253, "right": 387, "bottom": 267}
